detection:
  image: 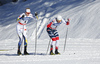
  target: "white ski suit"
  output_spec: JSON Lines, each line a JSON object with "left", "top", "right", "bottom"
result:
{"left": 16, "top": 13, "right": 35, "bottom": 49}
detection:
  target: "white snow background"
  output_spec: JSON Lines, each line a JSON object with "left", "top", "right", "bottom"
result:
{"left": 0, "top": 0, "right": 100, "bottom": 64}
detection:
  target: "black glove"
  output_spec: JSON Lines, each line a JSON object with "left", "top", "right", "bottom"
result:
{"left": 22, "top": 15, "right": 25, "bottom": 18}
{"left": 35, "top": 12, "right": 38, "bottom": 16}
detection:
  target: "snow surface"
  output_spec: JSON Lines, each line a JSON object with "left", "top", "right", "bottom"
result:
{"left": 0, "top": 0, "right": 100, "bottom": 64}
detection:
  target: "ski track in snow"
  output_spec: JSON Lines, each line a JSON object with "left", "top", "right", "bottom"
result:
{"left": 0, "top": 39, "right": 100, "bottom": 64}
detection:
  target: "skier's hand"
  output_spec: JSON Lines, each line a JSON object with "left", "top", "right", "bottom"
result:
{"left": 22, "top": 15, "right": 25, "bottom": 18}
{"left": 35, "top": 12, "right": 38, "bottom": 20}
{"left": 66, "top": 18, "right": 70, "bottom": 25}
{"left": 17, "top": 18, "right": 20, "bottom": 21}
{"left": 66, "top": 21, "right": 69, "bottom": 25}
{"left": 35, "top": 12, "right": 38, "bottom": 16}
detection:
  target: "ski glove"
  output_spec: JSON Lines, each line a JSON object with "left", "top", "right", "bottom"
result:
{"left": 35, "top": 12, "right": 38, "bottom": 16}
{"left": 66, "top": 18, "right": 70, "bottom": 25}
{"left": 17, "top": 18, "right": 20, "bottom": 21}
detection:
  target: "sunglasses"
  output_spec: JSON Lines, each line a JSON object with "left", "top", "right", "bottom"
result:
{"left": 26, "top": 12, "right": 30, "bottom": 14}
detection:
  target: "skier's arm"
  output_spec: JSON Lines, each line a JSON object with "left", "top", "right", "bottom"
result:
{"left": 47, "top": 19, "right": 55, "bottom": 28}
{"left": 30, "top": 13, "right": 38, "bottom": 21}
{"left": 47, "top": 22, "right": 53, "bottom": 28}
{"left": 31, "top": 15, "right": 38, "bottom": 22}
{"left": 62, "top": 18, "right": 70, "bottom": 25}
{"left": 29, "top": 14, "right": 34, "bottom": 18}
{"left": 17, "top": 13, "right": 25, "bottom": 21}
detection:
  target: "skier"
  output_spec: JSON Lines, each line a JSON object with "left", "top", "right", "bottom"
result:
{"left": 46, "top": 15, "right": 70, "bottom": 55}
{"left": 16, "top": 8, "right": 36, "bottom": 55}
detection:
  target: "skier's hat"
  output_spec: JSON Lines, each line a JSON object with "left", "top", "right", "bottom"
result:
{"left": 57, "top": 15, "right": 62, "bottom": 21}
{"left": 26, "top": 8, "right": 31, "bottom": 13}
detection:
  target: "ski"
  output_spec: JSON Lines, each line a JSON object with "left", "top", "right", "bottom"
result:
{"left": 49, "top": 54, "right": 61, "bottom": 55}
{"left": 0, "top": 49, "right": 10, "bottom": 51}
{"left": 17, "top": 53, "right": 46, "bottom": 56}
{"left": 0, "top": 48, "right": 14, "bottom": 51}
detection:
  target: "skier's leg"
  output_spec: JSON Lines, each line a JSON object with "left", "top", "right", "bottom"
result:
{"left": 23, "top": 29, "right": 29, "bottom": 55}
{"left": 54, "top": 30, "right": 59, "bottom": 49}
{"left": 16, "top": 25, "right": 23, "bottom": 55}
{"left": 18, "top": 36, "right": 23, "bottom": 50}
{"left": 47, "top": 28, "right": 56, "bottom": 55}
{"left": 55, "top": 37, "right": 59, "bottom": 50}
{"left": 54, "top": 30, "right": 60, "bottom": 54}
{"left": 55, "top": 37, "right": 60, "bottom": 54}
{"left": 50, "top": 37, "right": 56, "bottom": 55}
{"left": 17, "top": 34, "right": 23, "bottom": 55}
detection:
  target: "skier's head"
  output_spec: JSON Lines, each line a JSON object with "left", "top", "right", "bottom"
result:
{"left": 25, "top": 8, "right": 31, "bottom": 16}
{"left": 56, "top": 15, "right": 62, "bottom": 23}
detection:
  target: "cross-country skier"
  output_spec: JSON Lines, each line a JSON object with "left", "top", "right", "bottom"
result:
{"left": 16, "top": 8, "right": 36, "bottom": 55}
{"left": 46, "top": 15, "right": 70, "bottom": 55}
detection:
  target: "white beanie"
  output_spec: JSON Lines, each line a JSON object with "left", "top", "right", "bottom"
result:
{"left": 57, "top": 15, "right": 62, "bottom": 20}
{"left": 26, "top": 8, "right": 31, "bottom": 12}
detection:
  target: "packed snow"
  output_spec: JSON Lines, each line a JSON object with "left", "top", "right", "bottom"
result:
{"left": 0, "top": 0, "right": 100, "bottom": 64}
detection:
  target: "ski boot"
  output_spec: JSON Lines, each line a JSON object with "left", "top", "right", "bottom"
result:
{"left": 17, "top": 45, "right": 22, "bottom": 55}
{"left": 50, "top": 51, "right": 55, "bottom": 55}
{"left": 50, "top": 45, "right": 55, "bottom": 55}
{"left": 17, "top": 50, "right": 22, "bottom": 55}
{"left": 24, "top": 46, "right": 29, "bottom": 55}
{"left": 55, "top": 49, "right": 60, "bottom": 55}
{"left": 24, "top": 51, "right": 29, "bottom": 55}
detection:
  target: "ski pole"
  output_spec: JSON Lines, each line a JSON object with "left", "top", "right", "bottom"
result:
{"left": 46, "top": 38, "right": 51, "bottom": 55}
{"left": 63, "top": 18, "right": 70, "bottom": 52}
{"left": 35, "top": 12, "right": 38, "bottom": 55}
{"left": 63, "top": 28, "right": 68, "bottom": 52}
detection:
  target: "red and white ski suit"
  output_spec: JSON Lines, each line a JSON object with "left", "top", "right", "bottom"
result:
{"left": 47, "top": 18, "right": 69, "bottom": 50}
